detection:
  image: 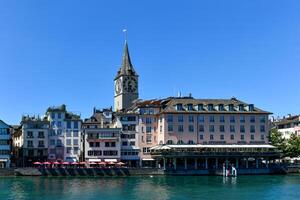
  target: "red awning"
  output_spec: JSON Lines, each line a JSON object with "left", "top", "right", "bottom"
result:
{"left": 33, "top": 162, "right": 41, "bottom": 165}
{"left": 98, "top": 162, "right": 106, "bottom": 165}
{"left": 71, "top": 162, "right": 79, "bottom": 165}
{"left": 62, "top": 162, "right": 70, "bottom": 165}
{"left": 52, "top": 161, "right": 60, "bottom": 164}
{"left": 43, "top": 162, "right": 51, "bottom": 165}
{"left": 116, "top": 162, "right": 125, "bottom": 165}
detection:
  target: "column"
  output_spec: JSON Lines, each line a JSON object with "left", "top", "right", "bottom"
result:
{"left": 205, "top": 158, "right": 208, "bottom": 169}
{"left": 195, "top": 158, "right": 198, "bottom": 170}
{"left": 173, "top": 158, "right": 177, "bottom": 170}
{"left": 266, "top": 158, "right": 269, "bottom": 168}
{"left": 246, "top": 158, "right": 249, "bottom": 169}
{"left": 256, "top": 158, "right": 259, "bottom": 169}
{"left": 215, "top": 158, "right": 218, "bottom": 169}
{"left": 163, "top": 158, "right": 166, "bottom": 170}
{"left": 156, "top": 159, "right": 159, "bottom": 168}
{"left": 236, "top": 158, "right": 239, "bottom": 169}
{"left": 225, "top": 158, "right": 228, "bottom": 169}
{"left": 184, "top": 158, "right": 187, "bottom": 170}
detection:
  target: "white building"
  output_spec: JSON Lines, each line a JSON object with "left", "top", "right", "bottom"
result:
{"left": 275, "top": 115, "right": 300, "bottom": 139}
{"left": 0, "top": 120, "right": 11, "bottom": 168}
{"left": 46, "top": 105, "right": 82, "bottom": 162}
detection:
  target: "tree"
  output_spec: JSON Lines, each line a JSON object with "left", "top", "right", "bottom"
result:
{"left": 286, "top": 133, "right": 300, "bottom": 158}
{"left": 269, "top": 128, "right": 287, "bottom": 155}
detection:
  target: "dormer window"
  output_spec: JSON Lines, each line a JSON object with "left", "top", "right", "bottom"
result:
{"left": 208, "top": 104, "right": 214, "bottom": 111}
{"left": 228, "top": 104, "right": 234, "bottom": 111}
{"left": 187, "top": 104, "right": 193, "bottom": 111}
{"left": 239, "top": 104, "right": 244, "bottom": 111}
{"left": 198, "top": 104, "right": 204, "bottom": 111}
{"left": 248, "top": 104, "right": 254, "bottom": 111}
{"left": 176, "top": 104, "right": 183, "bottom": 111}
{"left": 218, "top": 104, "right": 224, "bottom": 111}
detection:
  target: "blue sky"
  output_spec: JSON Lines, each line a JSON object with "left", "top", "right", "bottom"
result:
{"left": 0, "top": 0, "right": 299, "bottom": 124}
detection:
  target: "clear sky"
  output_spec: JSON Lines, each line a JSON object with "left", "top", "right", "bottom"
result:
{"left": 0, "top": 0, "right": 299, "bottom": 124}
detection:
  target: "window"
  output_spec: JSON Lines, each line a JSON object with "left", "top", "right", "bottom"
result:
{"left": 73, "top": 131, "right": 79, "bottom": 137}
{"left": 230, "top": 116, "right": 235, "bottom": 123}
{"left": 220, "top": 135, "right": 224, "bottom": 140}
{"left": 261, "top": 135, "right": 265, "bottom": 140}
{"left": 73, "top": 147, "right": 79, "bottom": 154}
{"left": 105, "top": 142, "right": 109, "bottom": 147}
{"left": 260, "top": 125, "right": 265, "bottom": 132}
{"left": 188, "top": 115, "right": 194, "bottom": 122}
{"left": 160, "top": 126, "right": 162, "bottom": 133}
{"left": 50, "top": 139, "right": 55, "bottom": 145}
{"left": 250, "top": 116, "right": 255, "bottom": 123}
{"left": 146, "top": 135, "right": 152, "bottom": 143}
{"left": 66, "top": 139, "right": 71, "bottom": 146}
{"left": 218, "top": 104, "right": 224, "bottom": 111}
{"left": 228, "top": 104, "right": 234, "bottom": 111}
{"left": 89, "top": 142, "right": 94, "bottom": 147}
{"left": 188, "top": 140, "right": 194, "bottom": 144}
{"left": 251, "top": 135, "right": 254, "bottom": 140}
{"left": 219, "top": 125, "right": 225, "bottom": 132}
{"left": 209, "top": 125, "right": 214, "bottom": 133}
{"left": 248, "top": 104, "right": 254, "bottom": 111}
{"left": 240, "top": 116, "right": 245, "bottom": 123}
{"left": 198, "top": 115, "right": 204, "bottom": 122}
{"left": 230, "top": 134, "right": 234, "bottom": 140}
{"left": 57, "top": 140, "right": 62, "bottom": 146}
{"left": 51, "top": 113, "right": 55, "bottom": 119}
{"left": 27, "top": 140, "right": 33, "bottom": 147}
{"left": 146, "top": 118, "right": 152, "bottom": 124}
{"left": 178, "top": 125, "right": 184, "bottom": 132}
{"left": 57, "top": 121, "right": 62, "bottom": 127}
{"left": 240, "top": 135, "right": 245, "bottom": 140}
{"left": 240, "top": 125, "right": 245, "bottom": 133}
{"left": 239, "top": 104, "right": 244, "bottom": 111}
{"left": 198, "top": 104, "right": 204, "bottom": 111}
{"left": 187, "top": 104, "right": 193, "bottom": 111}
{"left": 27, "top": 131, "right": 33, "bottom": 138}
{"left": 38, "top": 140, "right": 44, "bottom": 147}
{"left": 66, "top": 131, "right": 71, "bottom": 137}
{"left": 58, "top": 112, "right": 61, "bottom": 119}
{"left": 178, "top": 115, "right": 184, "bottom": 122}
{"left": 250, "top": 125, "right": 255, "bottom": 133}
{"left": 209, "top": 116, "right": 215, "bottom": 122}
{"left": 111, "top": 142, "right": 116, "bottom": 147}
{"left": 167, "top": 140, "right": 173, "bottom": 144}
{"left": 168, "top": 125, "right": 173, "bottom": 132}
{"left": 219, "top": 116, "right": 225, "bottom": 123}
{"left": 177, "top": 140, "right": 184, "bottom": 144}
{"left": 199, "top": 125, "right": 204, "bottom": 132}
{"left": 130, "top": 141, "right": 135, "bottom": 146}
{"left": 95, "top": 142, "right": 100, "bottom": 147}
{"left": 260, "top": 116, "right": 266, "bottom": 123}
{"left": 200, "top": 135, "right": 204, "bottom": 140}
{"left": 66, "top": 147, "right": 72, "bottom": 154}
{"left": 73, "top": 139, "right": 78, "bottom": 146}
{"left": 230, "top": 125, "right": 235, "bottom": 133}
{"left": 38, "top": 131, "right": 44, "bottom": 138}
{"left": 208, "top": 104, "right": 214, "bottom": 111}
{"left": 146, "top": 126, "right": 152, "bottom": 133}
{"left": 189, "top": 125, "right": 194, "bottom": 132}
{"left": 176, "top": 104, "right": 183, "bottom": 111}
{"left": 67, "top": 121, "right": 71, "bottom": 129}
{"left": 210, "top": 135, "right": 214, "bottom": 140}
{"left": 122, "top": 141, "right": 128, "bottom": 146}
{"left": 74, "top": 121, "right": 79, "bottom": 129}
{"left": 167, "top": 115, "right": 173, "bottom": 122}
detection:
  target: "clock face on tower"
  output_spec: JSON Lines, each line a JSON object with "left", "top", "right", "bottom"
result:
{"left": 123, "top": 76, "right": 138, "bottom": 93}
{"left": 115, "top": 79, "right": 122, "bottom": 94}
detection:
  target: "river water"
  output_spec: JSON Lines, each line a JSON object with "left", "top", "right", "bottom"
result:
{"left": 0, "top": 175, "right": 300, "bottom": 200}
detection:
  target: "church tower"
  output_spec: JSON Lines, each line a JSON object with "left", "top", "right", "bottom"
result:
{"left": 114, "top": 41, "right": 139, "bottom": 111}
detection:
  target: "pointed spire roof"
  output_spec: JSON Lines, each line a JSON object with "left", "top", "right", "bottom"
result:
{"left": 115, "top": 41, "right": 138, "bottom": 79}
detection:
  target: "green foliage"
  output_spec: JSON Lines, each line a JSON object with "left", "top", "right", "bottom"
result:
{"left": 286, "top": 133, "right": 300, "bottom": 158}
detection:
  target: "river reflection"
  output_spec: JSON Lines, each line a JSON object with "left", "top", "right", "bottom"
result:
{"left": 1, "top": 175, "right": 300, "bottom": 200}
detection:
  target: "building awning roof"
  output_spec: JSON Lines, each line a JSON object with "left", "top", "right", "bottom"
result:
{"left": 150, "top": 144, "right": 276, "bottom": 150}
{"left": 142, "top": 158, "right": 155, "bottom": 161}
{"left": 88, "top": 159, "right": 101, "bottom": 162}
{"left": 0, "top": 159, "right": 8, "bottom": 162}
{"left": 104, "top": 159, "right": 117, "bottom": 162}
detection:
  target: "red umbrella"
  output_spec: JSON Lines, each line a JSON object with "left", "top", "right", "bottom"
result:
{"left": 33, "top": 162, "right": 41, "bottom": 165}
{"left": 79, "top": 162, "right": 86, "bottom": 165}
{"left": 43, "top": 161, "right": 51, "bottom": 165}
{"left": 116, "top": 162, "right": 125, "bottom": 165}
{"left": 89, "top": 162, "right": 97, "bottom": 165}
{"left": 108, "top": 162, "right": 115, "bottom": 165}
{"left": 52, "top": 161, "right": 60, "bottom": 165}
{"left": 98, "top": 162, "right": 106, "bottom": 165}
{"left": 62, "top": 162, "right": 70, "bottom": 165}
{"left": 71, "top": 162, "right": 79, "bottom": 165}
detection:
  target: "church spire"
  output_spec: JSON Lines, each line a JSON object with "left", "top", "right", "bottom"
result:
{"left": 115, "top": 38, "right": 137, "bottom": 80}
